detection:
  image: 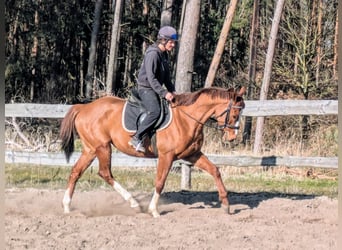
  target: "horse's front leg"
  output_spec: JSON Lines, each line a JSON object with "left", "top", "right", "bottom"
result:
{"left": 185, "top": 152, "right": 230, "bottom": 213}
{"left": 148, "top": 153, "right": 174, "bottom": 218}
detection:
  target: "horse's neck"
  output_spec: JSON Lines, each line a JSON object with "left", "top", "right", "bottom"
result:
{"left": 177, "top": 102, "right": 216, "bottom": 123}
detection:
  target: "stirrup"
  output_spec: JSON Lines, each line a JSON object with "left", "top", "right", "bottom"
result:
{"left": 129, "top": 137, "right": 145, "bottom": 153}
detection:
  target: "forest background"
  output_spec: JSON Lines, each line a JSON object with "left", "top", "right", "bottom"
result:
{"left": 5, "top": 0, "right": 338, "bottom": 156}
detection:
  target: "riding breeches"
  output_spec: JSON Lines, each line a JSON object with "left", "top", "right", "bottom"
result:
{"left": 135, "top": 88, "right": 161, "bottom": 140}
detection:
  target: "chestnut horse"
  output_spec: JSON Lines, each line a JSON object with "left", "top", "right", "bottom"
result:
{"left": 59, "top": 87, "right": 245, "bottom": 217}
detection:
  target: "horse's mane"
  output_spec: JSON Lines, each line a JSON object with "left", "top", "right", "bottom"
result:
{"left": 173, "top": 87, "right": 237, "bottom": 106}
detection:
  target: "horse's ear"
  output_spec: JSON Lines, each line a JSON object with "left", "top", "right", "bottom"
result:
{"left": 238, "top": 86, "right": 246, "bottom": 96}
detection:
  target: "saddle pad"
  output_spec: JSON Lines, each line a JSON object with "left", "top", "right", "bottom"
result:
{"left": 122, "top": 101, "right": 173, "bottom": 133}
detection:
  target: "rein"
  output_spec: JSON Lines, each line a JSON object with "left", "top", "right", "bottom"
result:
{"left": 174, "top": 101, "right": 244, "bottom": 131}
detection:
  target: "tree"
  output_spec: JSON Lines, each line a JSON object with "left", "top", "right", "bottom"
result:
{"left": 85, "top": 0, "right": 103, "bottom": 99}
{"left": 5, "top": 0, "right": 337, "bottom": 106}
{"left": 253, "top": 0, "right": 285, "bottom": 154}
{"left": 30, "top": 2, "right": 39, "bottom": 101}
{"left": 273, "top": 0, "right": 337, "bottom": 100}
{"left": 160, "top": 0, "right": 174, "bottom": 27}
{"left": 204, "top": 0, "right": 238, "bottom": 88}
{"left": 315, "top": 0, "right": 323, "bottom": 86}
{"left": 175, "top": 0, "right": 200, "bottom": 93}
{"left": 333, "top": 10, "right": 338, "bottom": 80}
{"left": 106, "top": 0, "right": 124, "bottom": 95}
{"left": 242, "top": 0, "right": 259, "bottom": 145}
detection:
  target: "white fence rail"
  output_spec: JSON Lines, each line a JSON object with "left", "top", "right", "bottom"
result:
{"left": 5, "top": 100, "right": 338, "bottom": 118}
{"left": 5, "top": 151, "right": 338, "bottom": 169}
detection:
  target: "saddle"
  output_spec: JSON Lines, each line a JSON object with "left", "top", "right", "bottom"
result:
{"left": 122, "top": 89, "right": 172, "bottom": 135}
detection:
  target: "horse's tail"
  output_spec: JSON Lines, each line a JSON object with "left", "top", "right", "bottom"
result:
{"left": 59, "top": 105, "right": 80, "bottom": 163}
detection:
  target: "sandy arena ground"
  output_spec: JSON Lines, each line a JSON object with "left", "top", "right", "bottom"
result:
{"left": 5, "top": 188, "right": 338, "bottom": 250}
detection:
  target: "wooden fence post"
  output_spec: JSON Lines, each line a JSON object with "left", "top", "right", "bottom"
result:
{"left": 181, "top": 163, "right": 192, "bottom": 190}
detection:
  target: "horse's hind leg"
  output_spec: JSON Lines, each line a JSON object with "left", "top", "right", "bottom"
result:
{"left": 63, "top": 151, "right": 96, "bottom": 213}
{"left": 96, "top": 144, "right": 139, "bottom": 208}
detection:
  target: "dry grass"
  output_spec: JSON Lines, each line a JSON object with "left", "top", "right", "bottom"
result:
{"left": 201, "top": 115, "right": 337, "bottom": 157}
{"left": 5, "top": 163, "right": 338, "bottom": 198}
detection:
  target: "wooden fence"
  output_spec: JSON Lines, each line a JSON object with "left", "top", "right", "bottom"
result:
{"left": 5, "top": 151, "right": 337, "bottom": 169}
{"left": 5, "top": 100, "right": 338, "bottom": 188}
{"left": 5, "top": 100, "right": 338, "bottom": 118}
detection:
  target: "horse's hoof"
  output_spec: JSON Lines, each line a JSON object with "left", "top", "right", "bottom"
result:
{"left": 129, "top": 197, "right": 139, "bottom": 208}
{"left": 222, "top": 204, "right": 231, "bottom": 214}
{"left": 152, "top": 212, "right": 161, "bottom": 218}
{"left": 148, "top": 208, "right": 160, "bottom": 218}
{"left": 62, "top": 202, "right": 70, "bottom": 213}
{"left": 63, "top": 206, "right": 70, "bottom": 214}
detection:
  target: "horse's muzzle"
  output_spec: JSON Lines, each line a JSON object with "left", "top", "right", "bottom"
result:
{"left": 222, "top": 130, "right": 237, "bottom": 143}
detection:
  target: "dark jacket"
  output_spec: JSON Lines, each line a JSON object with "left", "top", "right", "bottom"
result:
{"left": 137, "top": 44, "right": 175, "bottom": 97}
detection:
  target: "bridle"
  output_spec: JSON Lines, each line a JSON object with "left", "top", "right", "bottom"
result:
{"left": 176, "top": 100, "right": 244, "bottom": 131}
{"left": 212, "top": 100, "right": 244, "bottom": 131}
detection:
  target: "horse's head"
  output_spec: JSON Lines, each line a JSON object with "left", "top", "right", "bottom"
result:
{"left": 171, "top": 87, "right": 246, "bottom": 142}
{"left": 214, "top": 87, "right": 246, "bottom": 142}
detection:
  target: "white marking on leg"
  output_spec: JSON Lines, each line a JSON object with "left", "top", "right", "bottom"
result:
{"left": 148, "top": 189, "right": 160, "bottom": 218}
{"left": 113, "top": 182, "right": 139, "bottom": 208}
{"left": 63, "top": 188, "right": 71, "bottom": 213}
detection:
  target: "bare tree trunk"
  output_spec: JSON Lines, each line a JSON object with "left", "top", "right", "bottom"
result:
{"left": 161, "top": 0, "right": 174, "bottom": 27}
{"left": 333, "top": 11, "right": 338, "bottom": 80}
{"left": 85, "top": 0, "right": 103, "bottom": 99}
{"left": 243, "top": 0, "right": 259, "bottom": 145}
{"left": 143, "top": 0, "right": 148, "bottom": 16}
{"left": 141, "top": 1, "right": 149, "bottom": 60}
{"left": 79, "top": 40, "right": 84, "bottom": 98}
{"left": 175, "top": 0, "right": 200, "bottom": 93}
{"left": 174, "top": 0, "right": 199, "bottom": 190}
{"left": 204, "top": 0, "right": 238, "bottom": 88}
{"left": 253, "top": 0, "right": 285, "bottom": 154}
{"left": 8, "top": 4, "right": 20, "bottom": 52}
{"left": 30, "top": 6, "right": 39, "bottom": 101}
{"left": 106, "top": 0, "right": 124, "bottom": 95}
{"left": 294, "top": 52, "right": 298, "bottom": 77}
{"left": 171, "top": 0, "right": 186, "bottom": 81}
{"left": 315, "top": 0, "right": 323, "bottom": 86}
{"left": 123, "top": 35, "right": 133, "bottom": 87}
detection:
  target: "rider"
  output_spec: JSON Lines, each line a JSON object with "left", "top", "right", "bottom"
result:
{"left": 129, "top": 26, "right": 178, "bottom": 153}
